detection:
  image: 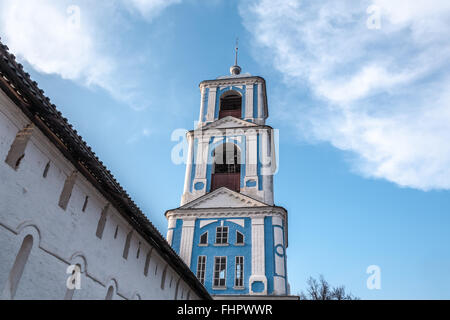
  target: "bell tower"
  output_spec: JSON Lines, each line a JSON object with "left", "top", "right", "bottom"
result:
{"left": 166, "top": 55, "right": 290, "bottom": 298}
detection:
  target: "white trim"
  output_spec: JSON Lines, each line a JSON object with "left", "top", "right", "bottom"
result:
{"left": 199, "top": 219, "right": 218, "bottom": 229}
{"left": 245, "top": 84, "right": 254, "bottom": 120}
{"left": 181, "top": 187, "right": 269, "bottom": 209}
{"left": 227, "top": 219, "right": 245, "bottom": 228}
{"left": 206, "top": 87, "right": 217, "bottom": 122}
{"left": 200, "top": 78, "right": 262, "bottom": 89}
{"left": 179, "top": 218, "right": 196, "bottom": 267}
{"left": 199, "top": 116, "right": 258, "bottom": 131}
{"left": 167, "top": 208, "right": 287, "bottom": 220}
{"left": 249, "top": 217, "right": 267, "bottom": 295}
{"left": 198, "top": 87, "right": 206, "bottom": 125}
{"left": 257, "top": 82, "right": 264, "bottom": 123}
{"left": 182, "top": 134, "right": 194, "bottom": 197}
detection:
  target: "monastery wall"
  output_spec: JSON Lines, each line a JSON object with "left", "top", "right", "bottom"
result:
{"left": 0, "top": 89, "right": 201, "bottom": 300}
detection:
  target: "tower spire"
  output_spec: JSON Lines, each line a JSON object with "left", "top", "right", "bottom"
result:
{"left": 230, "top": 38, "right": 242, "bottom": 76}
{"left": 235, "top": 38, "right": 239, "bottom": 66}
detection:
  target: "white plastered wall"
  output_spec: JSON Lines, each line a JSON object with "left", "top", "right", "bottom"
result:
{"left": 0, "top": 90, "right": 201, "bottom": 300}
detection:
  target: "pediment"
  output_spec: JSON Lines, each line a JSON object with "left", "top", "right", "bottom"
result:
{"left": 201, "top": 117, "right": 259, "bottom": 130}
{"left": 181, "top": 187, "right": 269, "bottom": 209}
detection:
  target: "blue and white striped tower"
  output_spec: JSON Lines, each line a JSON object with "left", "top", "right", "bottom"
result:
{"left": 165, "top": 58, "right": 290, "bottom": 299}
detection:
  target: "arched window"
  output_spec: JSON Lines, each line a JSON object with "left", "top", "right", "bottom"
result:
{"left": 219, "top": 91, "right": 242, "bottom": 119}
{"left": 211, "top": 143, "right": 241, "bottom": 192}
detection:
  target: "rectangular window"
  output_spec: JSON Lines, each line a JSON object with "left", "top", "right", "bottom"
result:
{"left": 197, "top": 256, "right": 207, "bottom": 285}
{"left": 215, "top": 227, "right": 228, "bottom": 245}
{"left": 213, "top": 256, "right": 227, "bottom": 288}
{"left": 235, "top": 256, "right": 244, "bottom": 288}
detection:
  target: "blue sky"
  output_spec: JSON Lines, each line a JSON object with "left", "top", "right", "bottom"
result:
{"left": 1, "top": 0, "right": 450, "bottom": 299}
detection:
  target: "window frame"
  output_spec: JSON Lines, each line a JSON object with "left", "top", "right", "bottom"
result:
{"left": 215, "top": 226, "right": 229, "bottom": 246}
{"left": 213, "top": 256, "right": 227, "bottom": 289}
{"left": 196, "top": 256, "right": 207, "bottom": 285}
{"left": 234, "top": 256, "right": 244, "bottom": 289}
{"left": 199, "top": 232, "right": 208, "bottom": 246}
{"left": 236, "top": 231, "right": 245, "bottom": 246}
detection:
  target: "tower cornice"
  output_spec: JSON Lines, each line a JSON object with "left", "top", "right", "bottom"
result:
{"left": 188, "top": 125, "right": 274, "bottom": 136}
{"left": 186, "top": 126, "right": 273, "bottom": 138}
{"left": 165, "top": 206, "right": 287, "bottom": 218}
{"left": 199, "top": 76, "right": 266, "bottom": 89}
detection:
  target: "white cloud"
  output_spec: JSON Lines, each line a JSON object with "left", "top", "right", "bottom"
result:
{"left": 127, "top": 0, "right": 181, "bottom": 20}
{"left": 0, "top": 0, "right": 113, "bottom": 86}
{"left": 0, "top": 0, "right": 181, "bottom": 110}
{"left": 241, "top": 0, "right": 450, "bottom": 190}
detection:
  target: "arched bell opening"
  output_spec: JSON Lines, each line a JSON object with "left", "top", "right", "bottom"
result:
{"left": 211, "top": 143, "right": 241, "bottom": 192}
{"left": 219, "top": 90, "right": 242, "bottom": 119}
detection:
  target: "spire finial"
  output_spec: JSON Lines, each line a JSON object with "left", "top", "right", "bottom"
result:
{"left": 230, "top": 38, "right": 242, "bottom": 75}
{"left": 235, "top": 38, "right": 239, "bottom": 66}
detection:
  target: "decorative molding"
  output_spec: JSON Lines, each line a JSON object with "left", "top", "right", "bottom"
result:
{"left": 180, "top": 187, "right": 269, "bottom": 209}
{"left": 166, "top": 208, "right": 287, "bottom": 220}
{"left": 226, "top": 136, "right": 242, "bottom": 144}
{"left": 199, "top": 219, "right": 218, "bottom": 229}
{"left": 226, "top": 219, "right": 245, "bottom": 228}
{"left": 200, "top": 78, "right": 263, "bottom": 89}
{"left": 200, "top": 116, "right": 259, "bottom": 130}
{"left": 189, "top": 126, "right": 272, "bottom": 139}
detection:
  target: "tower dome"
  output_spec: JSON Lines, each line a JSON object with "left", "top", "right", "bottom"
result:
{"left": 230, "top": 64, "right": 242, "bottom": 75}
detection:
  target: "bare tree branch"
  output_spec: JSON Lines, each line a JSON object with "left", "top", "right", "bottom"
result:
{"left": 299, "top": 275, "right": 359, "bottom": 300}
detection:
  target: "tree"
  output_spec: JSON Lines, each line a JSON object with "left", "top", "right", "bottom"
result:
{"left": 299, "top": 275, "right": 359, "bottom": 300}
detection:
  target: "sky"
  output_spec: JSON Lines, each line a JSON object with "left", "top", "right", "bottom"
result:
{"left": 1, "top": 0, "right": 450, "bottom": 299}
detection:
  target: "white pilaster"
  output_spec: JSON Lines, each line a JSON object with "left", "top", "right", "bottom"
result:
{"left": 273, "top": 216, "right": 286, "bottom": 295}
{"left": 179, "top": 218, "right": 196, "bottom": 267}
{"left": 181, "top": 134, "right": 195, "bottom": 205}
{"left": 198, "top": 87, "right": 206, "bottom": 126}
{"left": 257, "top": 82, "right": 264, "bottom": 124}
{"left": 192, "top": 136, "right": 210, "bottom": 196}
{"left": 249, "top": 216, "right": 267, "bottom": 295}
{"left": 245, "top": 133, "right": 258, "bottom": 178}
{"left": 245, "top": 84, "right": 254, "bottom": 120}
{"left": 243, "top": 132, "right": 260, "bottom": 201}
{"left": 166, "top": 217, "right": 177, "bottom": 246}
{"left": 260, "top": 130, "right": 274, "bottom": 206}
{"left": 206, "top": 87, "right": 217, "bottom": 122}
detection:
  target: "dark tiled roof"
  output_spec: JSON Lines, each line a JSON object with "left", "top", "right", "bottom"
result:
{"left": 0, "top": 38, "right": 211, "bottom": 300}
